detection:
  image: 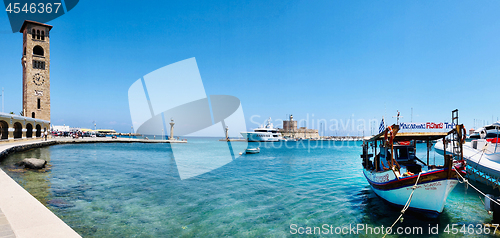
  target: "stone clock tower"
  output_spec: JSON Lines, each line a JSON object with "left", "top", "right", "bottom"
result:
{"left": 20, "top": 20, "right": 52, "bottom": 121}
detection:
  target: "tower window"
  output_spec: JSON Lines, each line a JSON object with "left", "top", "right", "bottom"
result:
{"left": 32, "top": 112, "right": 35, "bottom": 118}
{"left": 37, "top": 30, "right": 40, "bottom": 40}
{"left": 41, "top": 31, "right": 45, "bottom": 41}
{"left": 24, "top": 47, "right": 26, "bottom": 55}
{"left": 32, "top": 29, "right": 35, "bottom": 39}
{"left": 32, "top": 60, "right": 45, "bottom": 69}
{"left": 37, "top": 98, "right": 41, "bottom": 109}
{"left": 33, "top": 46, "right": 44, "bottom": 56}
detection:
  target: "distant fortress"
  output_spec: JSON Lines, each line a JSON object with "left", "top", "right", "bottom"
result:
{"left": 279, "top": 115, "right": 319, "bottom": 139}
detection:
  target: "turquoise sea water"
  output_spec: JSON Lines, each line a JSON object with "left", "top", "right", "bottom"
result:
{"left": 0, "top": 139, "right": 497, "bottom": 237}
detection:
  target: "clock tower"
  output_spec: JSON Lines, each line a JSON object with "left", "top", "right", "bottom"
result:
{"left": 20, "top": 20, "right": 52, "bottom": 121}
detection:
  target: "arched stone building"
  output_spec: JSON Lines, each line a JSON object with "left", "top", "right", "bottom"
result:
{"left": 0, "top": 112, "right": 50, "bottom": 141}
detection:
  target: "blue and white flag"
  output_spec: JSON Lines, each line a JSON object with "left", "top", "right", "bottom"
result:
{"left": 379, "top": 118, "right": 385, "bottom": 134}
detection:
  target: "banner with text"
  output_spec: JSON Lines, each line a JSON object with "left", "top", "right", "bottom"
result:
{"left": 399, "top": 122, "right": 456, "bottom": 130}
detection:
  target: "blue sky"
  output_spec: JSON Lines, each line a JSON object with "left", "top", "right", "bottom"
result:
{"left": 0, "top": 0, "right": 499, "bottom": 134}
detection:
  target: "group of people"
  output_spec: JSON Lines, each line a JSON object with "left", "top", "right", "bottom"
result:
{"left": 51, "top": 130, "right": 92, "bottom": 139}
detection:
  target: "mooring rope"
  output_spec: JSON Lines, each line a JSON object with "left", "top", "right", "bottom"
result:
{"left": 453, "top": 167, "right": 500, "bottom": 207}
{"left": 382, "top": 172, "right": 422, "bottom": 238}
{"left": 470, "top": 148, "right": 486, "bottom": 160}
{"left": 476, "top": 144, "right": 489, "bottom": 165}
{"left": 479, "top": 195, "right": 486, "bottom": 207}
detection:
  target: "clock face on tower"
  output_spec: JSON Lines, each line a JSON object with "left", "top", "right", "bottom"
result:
{"left": 33, "top": 73, "right": 45, "bottom": 86}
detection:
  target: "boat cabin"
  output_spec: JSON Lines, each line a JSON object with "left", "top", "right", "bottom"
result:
{"left": 362, "top": 125, "right": 461, "bottom": 177}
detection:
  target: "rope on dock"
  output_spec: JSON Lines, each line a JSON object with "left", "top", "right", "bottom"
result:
{"left": 382, "top": 172, "right": 422, "bottom": 238}
{"left": 453, "top": 167, "right": 500, "bottom": 207}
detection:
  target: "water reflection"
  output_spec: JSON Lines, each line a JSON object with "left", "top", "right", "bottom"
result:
{"left": 0, "top": 141, "right": 498, "bottom": 237}
{"left": 0, "top": 147, "right": 53, "bottom": 206}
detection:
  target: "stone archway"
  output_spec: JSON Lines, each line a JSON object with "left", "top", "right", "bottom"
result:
{"left": 14, "top": 122, "right": 22, "bottom": 139}
{"left": 0, "top": 120, "right": 8, "bottom": 140}
{"left": 36, "top": 124, "right": 42, "bottom": 137}
{"left": 26, "top": 123, "right": 33, "bottom": 138}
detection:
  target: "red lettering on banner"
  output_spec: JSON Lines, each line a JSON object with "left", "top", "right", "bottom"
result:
{"left": 426, "top": 122, "right": 443, "bottom": 129}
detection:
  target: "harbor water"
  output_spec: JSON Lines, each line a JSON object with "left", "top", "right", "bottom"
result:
{"left": 0, "top": 139, "right": 496, "bottom": 237}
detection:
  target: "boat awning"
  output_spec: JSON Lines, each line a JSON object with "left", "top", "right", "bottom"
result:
{"left": 364, "top": 130, "right": 451, "bottom": 142}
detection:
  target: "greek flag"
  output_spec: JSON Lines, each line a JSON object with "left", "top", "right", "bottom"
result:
{"left": 379, "top": 118, "right": 385, "bottom": 134}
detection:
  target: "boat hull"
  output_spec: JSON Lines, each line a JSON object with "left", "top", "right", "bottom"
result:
{"left": 462, "top": 144, "right": 500, "bottom": 177}
{"left": 241, "top": 132, "right": 281, "bottom": 142}
{"left": 245, "top": 148, "right": 260, "bottom": 154}
{"left": 434, "top": 140, "right": 445, "bottom": 154}
{"left": 434, "top": 139, "right": 458, "bottom": 155}
{"left": 364, "top": 169, "right": 459, "bottom": 213}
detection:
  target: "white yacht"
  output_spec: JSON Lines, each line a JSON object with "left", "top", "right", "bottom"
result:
{"left": 434, "top": 121, "right": 500, "bottom": 183}
{"left": 470, "top": 122, "right": 500, "bottom": 139}
{"left": 436, "top": 121, "right": 500, "bottom": 155}
{"left": 241, "top": 118, "right": 282, "bottom": 142}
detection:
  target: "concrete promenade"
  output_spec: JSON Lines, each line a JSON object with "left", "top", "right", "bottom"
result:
{"left": 0, "top": 137, "right": 185, "bottom": 237}
{"left": 0, "top": 139, "right": 81, "bottom": 238}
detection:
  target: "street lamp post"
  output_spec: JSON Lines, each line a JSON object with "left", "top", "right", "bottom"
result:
{"left": 0, "top": 87, "right": 3, "bottom": 113}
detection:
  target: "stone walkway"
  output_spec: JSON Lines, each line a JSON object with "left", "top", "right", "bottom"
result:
{"left": 0, "top": 139, "right": 81, "bottom": 238}
{"left": 0, "top": 208, "right": 15, "bottom": 238}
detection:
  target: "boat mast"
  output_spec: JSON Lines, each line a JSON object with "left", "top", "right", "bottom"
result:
{"left": 392, "top": 110, "right": 403, "bottom": 125}
{"left": 411, "top": 108, "right": 413, "bottom": 132}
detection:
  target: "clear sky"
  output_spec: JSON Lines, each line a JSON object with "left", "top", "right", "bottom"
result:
{"left": 0, "top": 0, "right": 499, "bottom": 135}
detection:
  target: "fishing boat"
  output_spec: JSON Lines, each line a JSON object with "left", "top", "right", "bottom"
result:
{"left": 361, "top": 123, "right": 466, "bottom": 215}
{"left": 245, "top": 147, "right": 260, "bottom": 154}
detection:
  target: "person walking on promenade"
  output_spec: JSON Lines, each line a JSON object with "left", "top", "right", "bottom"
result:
{"left": 44, "top": 130, "right": 48, "bottom": 141}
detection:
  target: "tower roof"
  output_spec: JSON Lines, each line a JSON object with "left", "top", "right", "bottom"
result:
{"left": 19, "top": 20, "right": 53, "bottom": 33}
